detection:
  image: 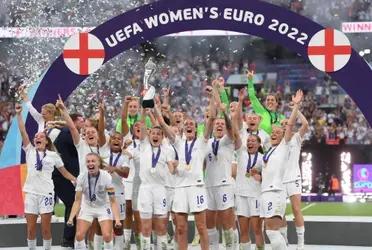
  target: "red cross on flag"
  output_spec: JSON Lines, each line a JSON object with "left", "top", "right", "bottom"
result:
{"left": 63, "top": 32, "right": 105, "bottom": 75}
{"left": 307, "top": 28, "right": 352, "bottom": 73}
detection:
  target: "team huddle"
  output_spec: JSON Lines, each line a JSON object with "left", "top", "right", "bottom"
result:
{"left": 16, "top": 71, "right": 308, "bottom": 250}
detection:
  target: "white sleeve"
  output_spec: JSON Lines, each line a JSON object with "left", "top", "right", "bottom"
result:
{"left": 25, "top": 101, "right": 44, "bottom": 127}
{"left": 52, "top": 152, "right": 64, "bottom": 168}
{"left": 220, "top": 135, "right": 233, "bottom": 147}
{"left": 104, "top": 173, "right": 114, "bottom": 190}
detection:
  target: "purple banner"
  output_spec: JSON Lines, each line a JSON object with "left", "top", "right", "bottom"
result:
{"left": 353, "top": 164, "right": 372, "bottom": 193}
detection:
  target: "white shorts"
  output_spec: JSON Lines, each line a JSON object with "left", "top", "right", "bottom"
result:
{"left": 172, "top": 186, "right": 208, "bottom": 214}
{"left": 24, "top": 193, "right": 54, "bottom": 215}
{"left": 260, "top": 191, "right": 286, "bottom": 219}
{"left": 138, "top": 184, "right": 167, "bottom": 216}
{"left": 124, "top": 181, "right": 133, "bottom": 200}
{"left": 78, "top": 205, "right": 113, "bottom": 223}
{"left": 206, "top": 185, "right": 234, "bottom": 211}
{"left": 116, "top": 193, "right": 126, "bottom": 220}
{"left": 132, "top": 191, "right": 139, "bottom": 211}
{"left": 166, "top": 187, "right": 175, "bottom": 212}
{"left": 235, "top": 195, "right": 260, "bottom": 217}
{"left": 284, "top": 180, "right": 302, "bottom": 197}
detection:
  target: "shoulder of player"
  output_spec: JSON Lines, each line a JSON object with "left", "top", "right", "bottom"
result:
{"left": 99, "top": 169, "right": 112, "bottom": 180}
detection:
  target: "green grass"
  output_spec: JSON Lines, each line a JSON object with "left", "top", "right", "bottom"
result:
{"left": 54, "top": 202, "right": 372, "bottom": 217}
{"left": 285, "top": 202, "right": 372, "bottom": 216}
{"left": 54, "top": 203, "right": 65, "bottom": 217}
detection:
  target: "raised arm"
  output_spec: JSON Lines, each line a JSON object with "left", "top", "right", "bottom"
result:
{"left": 56, "top": 95, "right": 80, "bottom": 145}
{"left": 204, "top": 91, "right": 217, "bottom": 140}
{"left": 231, "top": 108, "right": 242, "bottom": 150}
{"left": 121, "top": 96, "right": 131, "bottom": 136}
{"left": 98, "top": 101, "right": 106, "bottom": 147}
{"left": 21, "top": 90, "right": 43, "bottom": 124}
{"left": 15, "top": 104, "right": 31, "bottom": 147}
{"left": 297, "top": 110, "right": 309, "bottom": 138}
{"left": 237, "top": 87, "right": 246, "bottom": 130}
{"left": 139, "top": 108, "right": 148, "bottom": 141}
{"left": 285, "top": 90, "right": 303, "bottom": 143}
{"left": 217, "top": 77, "right": 230, "bottom": 108}
{"left": 246, "top": 70, "right": 266, "bottom": 115}
{"left": 154, "top": 100, "right": 175, "bottom": 144}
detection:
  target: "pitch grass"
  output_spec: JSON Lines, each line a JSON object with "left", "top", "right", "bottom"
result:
{"left": 285, "top": 202, "right": 372, "bottom": 216}
{"left": 55, "top": 202, "right": 372, "bottom": 217}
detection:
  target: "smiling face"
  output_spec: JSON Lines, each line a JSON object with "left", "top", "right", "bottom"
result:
{"left": 270, "top": 126, "right": 284, "bottom": 146}
{"left": 86, "top": 153, "right": 100, "bottom": 175}
{"left": 265, "top": 95, "right": 278, "bottom": 112}
{"left": 280, "top": 118, "right": 289, "bottom": 133}
{"left": 128, "top": 100, "right": 139, "bottom": 116}
{"left": 85, "top": 126, "right": 98, "bottom": 146}
{"left": 132, "top": 121, "right": 142, "bottom": 139}
{"left": 246, "top": 113, "right": 261, "bottom": 131}
{"left": 213, "top": 118, "right": 226, "bottom": 139}
{"left": 246, "top": 135, "right": 260, "bottom": 154}
{"left": 149, "top": 127, "right": 163, "bottom": 147}
{"left": 110, "top": 132, "right": 123, "bottom": 153}
{"left": 33, "top": 132, "right": 48, "bottom": 151}
{"left": 184, "top": 118, "right": 196, "bottom": 140}
{"left": 229, "top": 102, "right": 238, "bottom": 113}
{"left": 174, "top": 111, "right": 184, "bottom": 126}
{"left": 41, "top": 104, "right": 56, "bottom": 122}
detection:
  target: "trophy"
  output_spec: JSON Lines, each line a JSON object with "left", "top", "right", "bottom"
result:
{"left": 14, "top": 82, "right": 33, "bottom": 103}
{"left": 142, "top": 57, "right": 157, "bottom": 108}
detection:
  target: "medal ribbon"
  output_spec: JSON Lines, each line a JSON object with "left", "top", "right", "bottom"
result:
{"left": 35, "top": 150, "right": 46, "bottom": 171}
{"left": 152, "top": 147, "right": 161, "bottom": 168}
{"left": 185, "top": 138, "right": 196, "bottom": 165}
{"left": 212, "top": 138, "right": 219, "bottom": 156}
{"left": 263, "top": 146, "right": 277, "bottom": 163}
{"left": 246, "top": 152, "right": 258, "bottom": 172}
{"left": 88, "top": 171, "right": 100, "bottom": 202}
{"left": 109, "top": 151, "right": 121, "bottom": 167}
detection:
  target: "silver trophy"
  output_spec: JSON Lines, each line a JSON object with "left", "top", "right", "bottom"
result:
{"left": 142, "top": 58, "right": 157, "bottom": 108}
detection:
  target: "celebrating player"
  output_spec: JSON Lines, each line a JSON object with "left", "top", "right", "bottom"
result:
{"left": 280, "top": 110, "right": 309, "bottom": 250}
{"left": 246, "top": 70, "right": 285, "bottom": 134}
{"left": 204, "top": 83, "right": 236, "bottom": 250}
{"left": 260, "top": 90, "right": 303, "bottom": 250}
{"left": 15, "top": 103, "right": 76, "bottom": 250}
{"left": 67, "top": 153, "right": 122, "bottom": 250}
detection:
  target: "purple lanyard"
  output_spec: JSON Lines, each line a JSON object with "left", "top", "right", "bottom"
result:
{"left": 246, "top": 152, "right": 258, "bottom": 172}
{"left": 212, "top": 138, "right": 220, "bottom": 156}
{"left": 171, "top": 144, "right": 179, "bottom": 161}
{"left": 109, "top": 151, "right": 121, "bottom": 167}
{"left": 88, "top": 145, "right": 100, "bottom": 155}
{"left": 152, "top": 147, "right": 161, "bottom": 168}
{"left": 263, "top": 146, "right": 277, "bottom": 163}
{"left": 35, "top": 150, "right": 46, "bottom": 171}
{"left": 88, "top": 171, "right": 100, "bottom": 202}
{"left": 185, "top": 138, "right": 196, "bottom": 165}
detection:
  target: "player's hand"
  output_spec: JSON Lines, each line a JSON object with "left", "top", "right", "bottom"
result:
{"left": 115, "top": 220, "right": 122, "bottom": 228}
{"left": 246, "top": 70, "right": 254, "bottom": 81}
{"left": 124, "top": 96, "right": 132, "bottom": 103}
{"left": 98, "top": 100, "right": 105, "bottom": 113}
{"left": 66, "top": 219, "right": 74, "bottom": 227}
{"left": 238, "top": 88, "right": 246, "bottom": 102}
{"left": 217, "top": 76, "right": 225, "bottom": 89}
{"left": 292, "top": 89, "right": 303, "bottom": 105}
{"left": 104, "top": 166, "right": 116, "bottom": 174}
{"left": 55, "top": 94, "right": 66, "bottom": 110}
{"left": 15, "top": 103, "right": 22, "bottom": 114}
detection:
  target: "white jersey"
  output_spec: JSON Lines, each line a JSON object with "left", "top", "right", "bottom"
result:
{"left": 76, "top": 170, "right": 113, "bottom": 208}
{"left": 123, "top": 133, "right": 140, "bottom": 183}
{"left": 261, "top": 139, "right": 290, "bottom": 193}
{"left": 162, "top": 141, "right": 178, "bottom": 188}
{"left": 173, "top": 136, "right": 209, "bottom": 187}
{"left": 25, "top": 101, "right": 46, "bottom": 132}
{"left": 137, "top": 137, "right": 171, "bottom": 186}
{"left": 236, "top": 147, "right": 264, "bottom": 198}
{"left": 75, "top": 137, "right": 110, "bottom": 175}
{"left": 240, "top": 124, "right": 271, "bottom": 152}
{"left": 205, "top": 135, "right": 235, "bottom": 187}
{"left": 22, "top": 143, "right": 64, "bottom": 196}
{"left": 103, "top": 151, "right": 126, "bottom": 195}
{"left": 283, "top": 133, "right": 303, "bottom": 183}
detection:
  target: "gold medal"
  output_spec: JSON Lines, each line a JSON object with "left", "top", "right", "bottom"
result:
{"left": 185, "top": 164, "right": 191, "bottom": 171}
{"left": 245, "top": 172, "right": 251, "bottom": 178}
